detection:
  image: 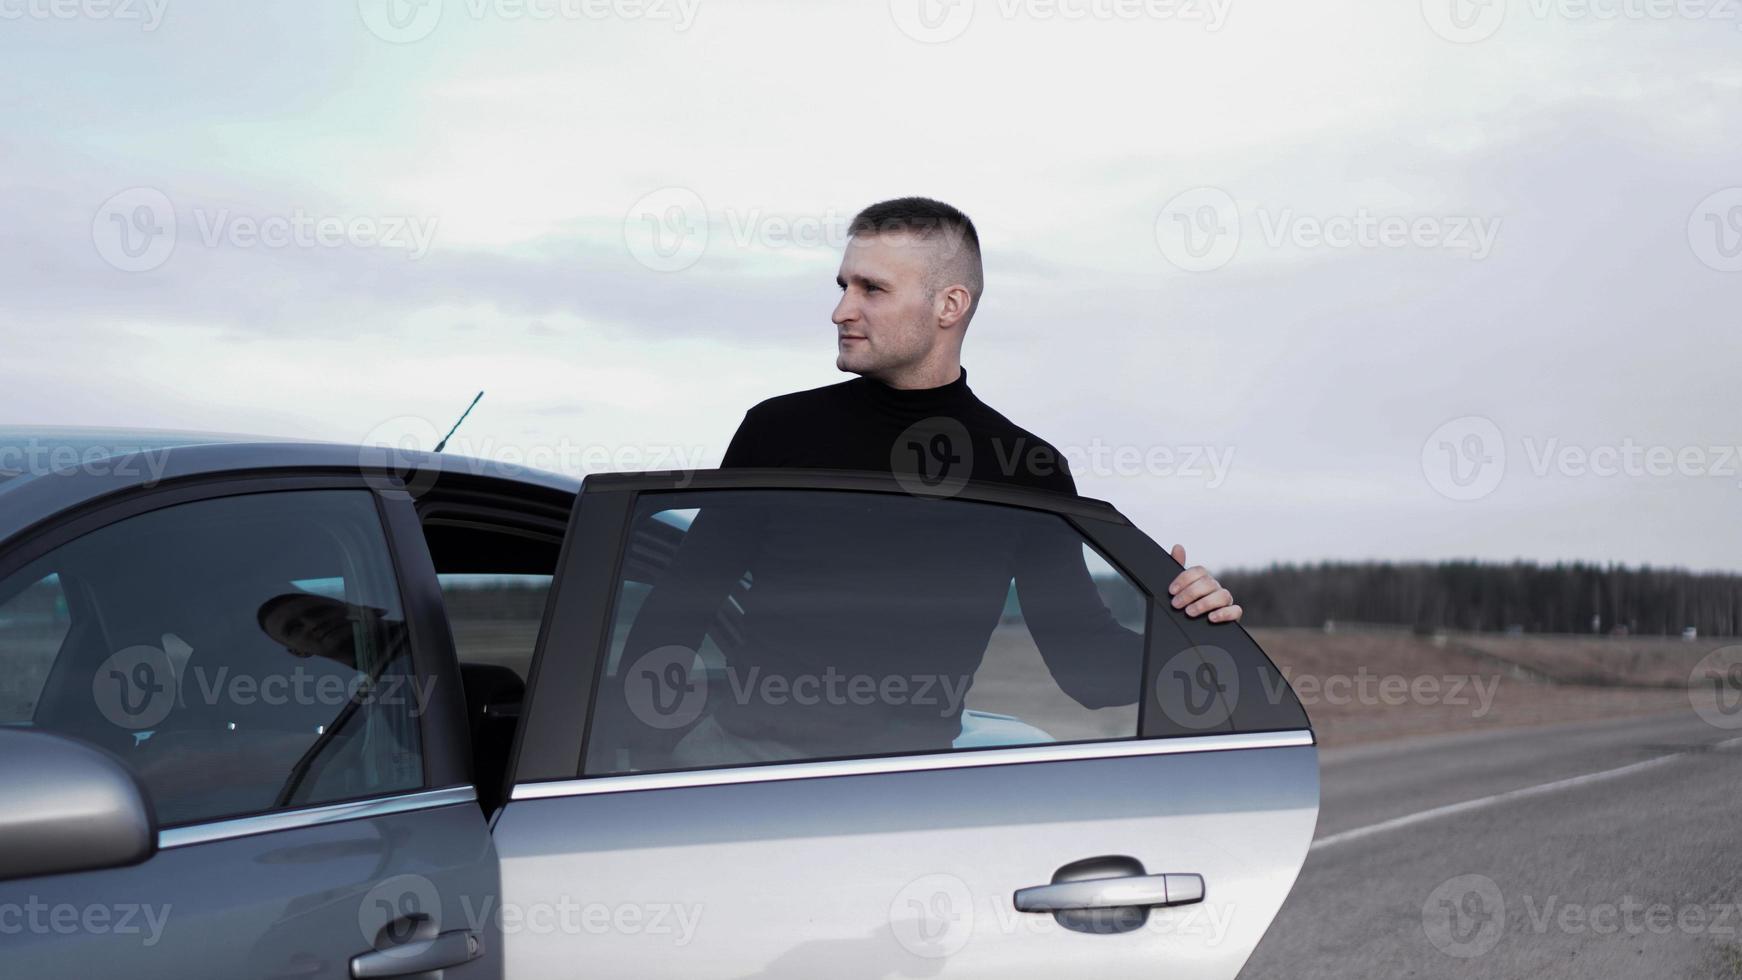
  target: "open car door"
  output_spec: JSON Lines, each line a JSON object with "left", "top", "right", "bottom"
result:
{"left": 496, "top": 469, "right": 1317, "bottom": 979}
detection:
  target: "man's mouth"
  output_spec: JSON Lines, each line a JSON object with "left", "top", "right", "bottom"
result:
{"left": 839, "top": 335, "right": 867, "bottom": 343}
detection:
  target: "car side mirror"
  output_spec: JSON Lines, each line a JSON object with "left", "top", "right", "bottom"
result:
{"left": 0, "top": 729, "right": 157, "bottom": 881}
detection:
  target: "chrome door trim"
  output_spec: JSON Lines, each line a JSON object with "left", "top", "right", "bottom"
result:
{"left": 158, "top": 785, "right": 478, "bottom": 849}
{"left": 511, "top": 729, "right": 1314, "bottom": 801}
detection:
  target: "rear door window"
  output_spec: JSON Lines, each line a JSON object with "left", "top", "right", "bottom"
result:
{"left": 0, "top": 490, "right": 426, "bottom": 825}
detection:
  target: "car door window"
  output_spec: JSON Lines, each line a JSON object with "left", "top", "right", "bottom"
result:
{"left": 0, "top": 573, "right": 70, "bottom": 722}
{"left": 584, "top": 489, "right": 1148, "bottom": 775}
{"left": 0, "top": 490, "right": 425, "bottom": 826}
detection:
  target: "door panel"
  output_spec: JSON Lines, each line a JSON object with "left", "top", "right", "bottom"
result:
{"left": 0, "top": 802, "right": 500, "bottom": 980}
{"left": 0, "top": 479, "right": 501, "bottom": 979}
{"left": 499, "top": 470, "right": 1318, "bottom": 978}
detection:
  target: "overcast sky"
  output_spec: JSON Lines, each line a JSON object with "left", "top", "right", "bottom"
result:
{"left": 2, "top": 0, "right": 1738, "bottom": 571}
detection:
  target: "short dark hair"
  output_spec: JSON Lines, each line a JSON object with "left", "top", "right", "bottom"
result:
{"left": 848, "top": 197, "right": 981, "bottom": 256}
{"left": 848, "top": 197, "right": 985, "bottom": 315}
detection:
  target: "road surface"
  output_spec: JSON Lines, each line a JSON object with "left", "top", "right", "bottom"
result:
{"left": 1240, "top": 710, "right": 1742, "bottom": 979}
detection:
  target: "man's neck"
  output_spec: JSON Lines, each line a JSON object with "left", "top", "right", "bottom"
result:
{"left": 863, "top": 361, "right": 963, "bottom": 391}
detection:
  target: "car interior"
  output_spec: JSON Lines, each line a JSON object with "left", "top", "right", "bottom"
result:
{"left": 416, "top": 481, "right": 571, "bottom": 816}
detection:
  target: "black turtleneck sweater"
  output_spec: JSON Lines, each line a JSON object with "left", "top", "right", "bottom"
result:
{"left": 616, "top": 368, "right": 1139, "bottom": 763}
{"left": 720, "top": 368, "right": 1078, "bottom": 495}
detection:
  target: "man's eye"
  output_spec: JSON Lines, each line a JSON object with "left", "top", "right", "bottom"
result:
{"left": 863, "top": 284, "right": 880, "bottom": 293}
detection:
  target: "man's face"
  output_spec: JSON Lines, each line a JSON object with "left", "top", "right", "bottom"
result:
{"left": 832, "top": 231, "right": 940, "bottom": 378}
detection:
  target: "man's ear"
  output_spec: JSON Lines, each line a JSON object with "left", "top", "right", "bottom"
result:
{"left": 934, "top": 283, "right": 974, "bottom": 330}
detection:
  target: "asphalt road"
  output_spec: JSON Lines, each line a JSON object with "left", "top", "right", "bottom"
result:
{"left": 1239, "top": 710, "right": 1742, "bottom": 979}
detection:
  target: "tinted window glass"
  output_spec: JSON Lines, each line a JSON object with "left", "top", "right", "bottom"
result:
{"left": 0, "top": 574, "right": 71, "bottom": 722}
{"left": 0, "top": 491, "right": 424, "bottom": 825}
{"left": 585, "top": 490, "right": 1147, "bottom": 775}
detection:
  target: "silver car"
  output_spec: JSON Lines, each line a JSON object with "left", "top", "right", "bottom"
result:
{"left": 0, "top": 428, "right": 1318, "bottom": 979}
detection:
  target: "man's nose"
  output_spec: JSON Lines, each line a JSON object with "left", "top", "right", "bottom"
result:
{"left": 832, "top": 294, "right": 855, "bottom": 326}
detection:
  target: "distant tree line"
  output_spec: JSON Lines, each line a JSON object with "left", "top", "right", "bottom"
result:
{"left": 1218, "top": 561, "right": 1742, "bottom": 637}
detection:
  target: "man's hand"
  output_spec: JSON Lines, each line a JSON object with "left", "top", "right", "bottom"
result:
{"left": 1168, "top": 545, "right": 1243, "bottom": 623}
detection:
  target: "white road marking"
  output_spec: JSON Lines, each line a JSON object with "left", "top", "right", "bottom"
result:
{"left": 1311, "top": 735, "right": 1742, "bottom": 851}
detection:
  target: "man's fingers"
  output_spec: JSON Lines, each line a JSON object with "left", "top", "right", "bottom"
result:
{"left": 1209, "top": 603, "right": 1244, "bottom": 624}
{"left": 1169, "top": 564, "right": 1208, "bottom": 596}
{"left": 1171, "top": 572, "right": 1218, "bottom": 608}
{"left": 1185, "top": 588, "right": 1233, "bottom": 618}
{"left": 1171, "top": 544, "right": 1188, "bottom": 568}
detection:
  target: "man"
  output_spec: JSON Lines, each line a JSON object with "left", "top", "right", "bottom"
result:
{"left": 720, "top": 197, "right": 1242, "bottom": 623}
{"left": 609, "top": 198, "right": 1241, "bottom": 771}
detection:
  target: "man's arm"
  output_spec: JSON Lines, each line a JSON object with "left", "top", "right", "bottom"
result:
{"left": 1013, "top": 456, "right": 1243, "bottom": 708}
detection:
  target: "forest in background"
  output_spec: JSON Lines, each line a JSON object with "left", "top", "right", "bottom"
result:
{"left": 1219, "top": 561, "right": 1742, "bottom": 637}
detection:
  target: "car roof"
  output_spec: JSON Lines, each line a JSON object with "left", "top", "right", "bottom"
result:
{"left": 0, "top": 426, "right": 580, "bottom": 546}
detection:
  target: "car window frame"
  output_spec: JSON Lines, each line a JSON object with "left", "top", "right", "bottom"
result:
{"left": 510, "top": 468, "right": 1313, "bottom": 792}
{"left": 0, "top": 472, "right": 475, "bottom": 827}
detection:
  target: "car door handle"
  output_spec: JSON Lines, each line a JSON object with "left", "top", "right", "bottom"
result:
{"left": 1014, "top": 872, "right": 1205, "bottom": 912}
{"left": 351, "top": 929, "right": 481, "bottom": 979}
